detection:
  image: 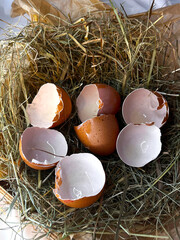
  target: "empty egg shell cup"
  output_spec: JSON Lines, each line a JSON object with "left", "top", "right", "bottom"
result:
{"left": 20, "top": 83, "right": 169, "bottom": 207}
{"left": 54, "top": 153, "right": 105, "bottom": 208}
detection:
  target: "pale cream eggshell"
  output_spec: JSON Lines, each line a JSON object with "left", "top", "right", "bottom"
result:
{"left": 116, "top": 123, "right": 162, "bottom": 167}
{"left": 19, "top": 127, "right": 68, "bottom": 170}
{"left": 26, "top": 83, "right": 72, "bottom": 128}
{"left": 122, "top": 88, "right": 169, "bottom": 128}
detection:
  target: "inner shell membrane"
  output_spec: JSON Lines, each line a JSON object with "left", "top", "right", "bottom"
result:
{"left": 55, "top": 153, "right": 105, "bottom": 200}
{"left": 21, "top": 127, "right": 68, "bottom": 165}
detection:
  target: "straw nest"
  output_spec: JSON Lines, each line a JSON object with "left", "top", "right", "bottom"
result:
{"left": 0, "top": 7, "right": 180, "bottom": 240}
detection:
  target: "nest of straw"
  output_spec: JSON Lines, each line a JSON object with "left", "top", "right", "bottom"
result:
{"left": 0, "top": 8, "right": 180, "bottom": 239}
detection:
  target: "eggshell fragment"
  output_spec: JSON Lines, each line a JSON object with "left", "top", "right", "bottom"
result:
{"left": 26, "top": 83, "right": 72, "bottom": 128}
{"left": 122, "top": 88, "right": 169, "bottom": 128}
{"left": 116, "top": 123, "right": 162, "bottom": 167}
{"left": 76, "top": 83, "right": 121, "bottom": 122}
{"left": 74, "top": 114, "right": 119, "bottom": 156}
{"left": 54, "top": 153, "right": 105, "bottom": 208}
{"left": 19, "top": 127, "right": 68, "bottom": 170}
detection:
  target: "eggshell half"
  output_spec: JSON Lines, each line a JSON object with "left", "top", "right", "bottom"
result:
{"left": 54, "top": 153, "right": 105, "bottom": 208}
{"left": 116, "top": 123, "right": 162, "bottom": 167}
{"left": 19, "top": 127, "right": 68, "bottom": 170}
{"left": 76, "top": 84, "right": 121, "bottom": 122}
{"left": 74, "top": 114, "right": 119, "bottom": 155}
{"left": 122, "top": 88, "right": 169, "bottom": 128}
{"left": 26, "top": 83, "right": 72, "bottom": 128}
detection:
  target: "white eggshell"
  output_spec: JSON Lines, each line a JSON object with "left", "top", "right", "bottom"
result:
{"left": 116, "top": 123, "right": 162, "bottom": 167}
{"left": 21, "top": 127, "right": 68, "bottom": 165}
{"left": 54, "top": 153, "right": 105, "bottom": 200}
{"left": 26, "top": 83, "right": 62, "bottom": 128}
{"left": 122, "top": 88, "right": 169, "bottom": 128}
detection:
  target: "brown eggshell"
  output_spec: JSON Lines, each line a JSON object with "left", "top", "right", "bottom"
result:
{"left": 122, "top": 88, "right": 169, "bottom": 128}
{"left": 76, "top": 83, "right": 121, "bottom": 122}
{"left": 96, "top": 83, "right": 121, "bottom": 115}
{"left": 26, "top": 83, "right": 72, "bottom": 128}
{"left": 54, "top": 153, "right": 105, "bottom": 208}
{"left": 19, "top": 139, "right": 57, "bottom": 170}
{"left": 74, "top": 114, "right": 119, "bottom": 155}
{"left": 19, "top": 127, "right": 68, "bottom": 170}
{"left": 55, "top": 185, "right": 103, "bottom": 208}
{"left": 52, "top": 86, "right": 72, "bottom": 128}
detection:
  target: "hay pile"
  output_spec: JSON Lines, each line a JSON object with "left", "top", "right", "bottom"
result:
{"left": 0, "top": 8, "right": 180, "bottom": 239}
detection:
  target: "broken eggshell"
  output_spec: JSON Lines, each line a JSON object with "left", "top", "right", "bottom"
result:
{"left": 116, "top": 123, "right": 162, "bottom": 167}
{"left": 76, "top": 83, "right": 121, "bottom": 122}
{"left": 122, "top": 88, "right": 169, "bottom": 128}
{"left": 54, "top": 153, "right": 105, "bottom": 208}
{"left": 74, "top": 114, "right": 119, "bottom": 156}
{"left": 19, "top": 127, "right": 68, "bottom": 170}
{"left": 26, "top": 83, "right": 72, "bottom": 128}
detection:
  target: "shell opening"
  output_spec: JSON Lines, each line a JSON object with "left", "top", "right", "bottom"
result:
{"left": 21, "top": 127, "right": 68, "bottom": 165}
{"left": 116, "top": 123, "right": 162, "bottom": 167}
{"left": 122, "top": 88, "right": 169, "bottom": 128}
{"left": 54, "top": 153, "right": 105, "bottom": 200}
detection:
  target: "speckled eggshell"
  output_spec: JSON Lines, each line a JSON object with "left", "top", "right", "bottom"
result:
{"left": 74, "top": 114, "right": 119, "bottom": 156}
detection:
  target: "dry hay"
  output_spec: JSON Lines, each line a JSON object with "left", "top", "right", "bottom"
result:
{"left": 0, "top": 8, "right": 180, "bottom": 240}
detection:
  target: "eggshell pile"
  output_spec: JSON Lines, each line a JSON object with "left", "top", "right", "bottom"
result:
{"left": 116, "top": 88, "right": 169, "bottom": 167}
{"left": 26, "top": 83, "right": 72, "bottom": 128}
{"left": 75, "top": 83, "right": 120, "bottom": 155}
{"left": 19, "top": 127, "right": 68, "bottom": 170}
{"left": 20, "top": 81, "right": 169, "bottom": 208}
{"left": 122, "top": 88, "right": 169, "bottom": 128}
{"left": 116, "top": 123, "right": 162, "bottom": 167}
{"left": 54, "top": 153, "right": 105, "bottom": 208}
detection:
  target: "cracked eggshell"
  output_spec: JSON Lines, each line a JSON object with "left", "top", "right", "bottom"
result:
{"left": 116, "top": 123, "right": 162, "bottom": 167}
{"left": 76, "top": 83, "right": 121, "bottom": 122}
{"left": 19, "top": 127, "right": 68, "bottom": 170}
{"left": 122, "top": 88, "right": 169, "bottom": 128}
{"left": 54, "top": 153, "right": 105, "bottom": 208}
{"left": 74, "top": 114, "right": 119, "bottom": 156}
{"left": 26, "top": 83, "right": 72, "bottom": 128}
